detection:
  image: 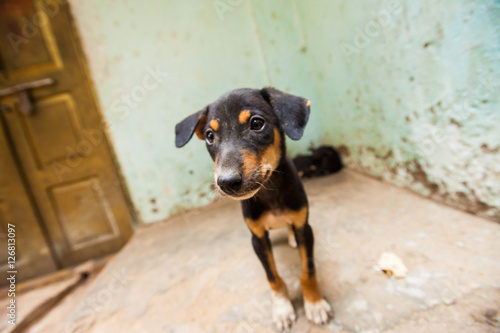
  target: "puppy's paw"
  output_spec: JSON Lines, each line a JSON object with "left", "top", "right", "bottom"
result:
{"left": 272, "top": 296, "right": 296, "bottom": 331}
{"left": 304, "top": 298, "right": 333, "bottom": 325}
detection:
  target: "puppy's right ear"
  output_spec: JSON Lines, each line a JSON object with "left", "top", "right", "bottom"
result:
{"left": 175, "top": 107, "right": 208, "bottom": 148}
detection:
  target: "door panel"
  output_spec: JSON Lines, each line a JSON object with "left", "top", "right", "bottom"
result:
{"left": 49, "top": 177, "right": 120, "bottom": 252}
{"left": 18, "top": 93, "right": 83, "bottom": 167}
{"left": 0, "top": 0, "right": 62, "bottom": 78}
{"left": 0, "top": 0, "right": 134, "bottom": 274}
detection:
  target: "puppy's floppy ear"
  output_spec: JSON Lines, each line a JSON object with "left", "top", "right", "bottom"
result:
{"left": 260, "top": 87, "right": 311, "bottom": 140}
{"left": 175, "top": 106, "right": 208, "bottom": 148}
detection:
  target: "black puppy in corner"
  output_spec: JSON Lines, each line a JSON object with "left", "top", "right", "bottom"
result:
{"left": 175, "top": 87, "right": 333, "bottom": 330}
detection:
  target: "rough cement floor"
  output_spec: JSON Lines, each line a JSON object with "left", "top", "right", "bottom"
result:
{"left": 28, "top": 170, "right": 500, "bottom": 333}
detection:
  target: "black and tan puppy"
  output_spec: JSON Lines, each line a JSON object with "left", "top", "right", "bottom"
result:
{"left": 175, "top": 87, "right": 333, "bottom": 330}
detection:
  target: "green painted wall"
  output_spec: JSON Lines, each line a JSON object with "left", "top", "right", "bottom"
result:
{"left": 69, "top": 0, "right": 500, "bottom": 222}
{"left": 294, "top": 0, "right": 500, "bottom": 220}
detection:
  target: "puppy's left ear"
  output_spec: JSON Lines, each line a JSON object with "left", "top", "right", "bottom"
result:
{"left": 260, "top": 87, "right": 311, "bottom": 140}
{"left": 175, "top": 106, "right": 208, "bottom": 148}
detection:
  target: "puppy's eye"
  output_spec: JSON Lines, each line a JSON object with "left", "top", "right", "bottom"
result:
{"left": 250, "top": 116, "right": 265, "bottom": 131}
{"left": 205, "top": 129, "right": 215, "bottom": 145}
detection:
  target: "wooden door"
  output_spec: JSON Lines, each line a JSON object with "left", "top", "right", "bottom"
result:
{"left": 0, "top": 115, "right": 57, "bottom": 282}
{"left": 0, "top": 0, "right": 134, "bottom": 281}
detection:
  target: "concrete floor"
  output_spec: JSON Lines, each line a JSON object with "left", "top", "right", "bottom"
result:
{"left": 27, "top": 170, "right": 500, "bottom": 333}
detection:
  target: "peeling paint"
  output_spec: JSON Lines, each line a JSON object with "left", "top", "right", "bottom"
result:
{"left": 338, "top": 144, "right": 499, "bottom": 221}
{"left": 294, "top": 0, "right": 500, "bottom": 222}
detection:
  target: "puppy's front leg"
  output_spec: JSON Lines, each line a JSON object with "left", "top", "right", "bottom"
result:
{"left": 250, "top": 230, "right": 296, "bottom": 331}
{"left": 293, "top": 218, "right": 334, "bottom": 325}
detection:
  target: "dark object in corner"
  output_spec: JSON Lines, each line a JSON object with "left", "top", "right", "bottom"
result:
{"left": 293, "top": 145, "right": 343, "bottom": 178}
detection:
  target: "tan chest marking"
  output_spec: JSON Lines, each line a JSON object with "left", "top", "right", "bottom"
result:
{"left": 245, "top": 207, "right": 308, "bottom": 237}
{"left": 262, "top": 212, "right": 291, "bottom": 230}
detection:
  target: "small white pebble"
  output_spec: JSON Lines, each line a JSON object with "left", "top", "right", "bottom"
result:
{"left": 456, "top": 241, "right": 464, "bottom": 247}
{"left": 386, "top": 303, "right": 393, "bottom": 310}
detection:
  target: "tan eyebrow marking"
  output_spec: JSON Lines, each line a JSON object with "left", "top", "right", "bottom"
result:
{"left": 210, "top": 119, "right": 219, "bottom": 131}
{"left": 239, "top": 110, "right": 251, "bottom": 124}
{"left": 306, "top": 100, "right": 311, "bottom": 107}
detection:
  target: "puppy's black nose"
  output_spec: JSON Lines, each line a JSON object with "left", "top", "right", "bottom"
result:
{"left": 217, "top": 172, "right": 243, "bottom": 194}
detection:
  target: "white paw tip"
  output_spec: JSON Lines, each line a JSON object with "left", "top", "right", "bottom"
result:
{"left": 304, "top": 299, "right": 334, "bottom": 325}
{"left": 273, "top": 297, "right": 296, "bottom": 331}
